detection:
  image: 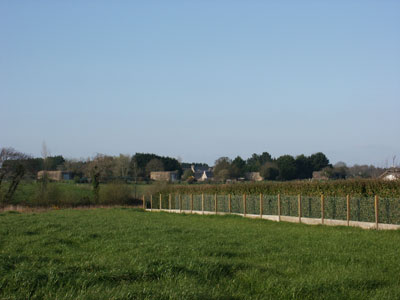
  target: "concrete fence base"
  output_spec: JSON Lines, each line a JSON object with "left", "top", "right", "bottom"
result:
{"left": 146, "top": 209, "right": 400, "bottom": 230}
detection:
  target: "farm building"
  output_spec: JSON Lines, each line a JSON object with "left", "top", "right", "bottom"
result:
{"left": 150, "top": 171, "right": 179, "bottom": 182}
{"left": 312, "top": 171, "right": 329, "bottom": 180}
{"left": 245, "top": 172, "right": 263, "bottom": 181}
{"left": 379, "top": 168, "right": 400, "bottom": 181}
{"left": 37, "top": 170, "right": 73, "bottom": 181}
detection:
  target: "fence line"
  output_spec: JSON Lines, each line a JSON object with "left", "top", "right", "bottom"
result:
{"left": 141, "top": 193, "right": 400, "bottom": 230}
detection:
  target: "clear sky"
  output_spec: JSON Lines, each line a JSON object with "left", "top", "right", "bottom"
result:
{"left": 1, "top": 1, "right": 399, "bottom": 166}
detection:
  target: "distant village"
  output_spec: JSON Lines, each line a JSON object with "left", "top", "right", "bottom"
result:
{"left": 37, "top": 155, "right": 400, "bottom": 184}
{"left": 37, "top": 165, "right": 400, "bottom": 184}
{"left": 150, "top": 167, "right": 400, "bottom": 183}
{"left": 2, "top": 148, "right": 399, "bottom": 184}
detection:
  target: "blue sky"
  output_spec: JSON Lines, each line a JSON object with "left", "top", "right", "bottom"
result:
{"left": 1, "top": 1, "right": 399, "bottom": 166}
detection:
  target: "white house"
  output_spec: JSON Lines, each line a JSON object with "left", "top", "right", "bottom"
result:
{"left": 379, "top": 168, "right": 400, "bottom": 181}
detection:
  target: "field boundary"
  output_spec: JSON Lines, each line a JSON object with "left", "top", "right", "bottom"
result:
{"left": 0, "top": 204, "right": 140, "bottom": 213}
{"left": 145, "top": 208, "right": 400, "bottom": 230}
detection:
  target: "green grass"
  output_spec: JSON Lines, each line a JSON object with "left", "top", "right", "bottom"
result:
{"left": 1, "top": 209, "right": 400, "bottom": 299}
{"left": 3, "top": 182, "right": 155, "bottom": 207}
{"left": 11, "top": 182, "right": 92, "bottom": 206}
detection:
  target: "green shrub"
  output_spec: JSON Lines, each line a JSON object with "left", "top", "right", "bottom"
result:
{"left": 33, "top": 183, "right": 64, "bottom": 206}
{"left": 99, "top": 183, "right": 134, "bottom": 205}
{"left": 73, "top": 175, "right": 81, "bottom": 184}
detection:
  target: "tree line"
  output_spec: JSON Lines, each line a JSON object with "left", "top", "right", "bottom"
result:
{"left": 212, "top": 152, "right": 330, "bottom": 181}
{"left": 0, "top": 147, "right": 388, "bottom": 188}
{"left": 0, "top": 149, "right": 183, "bottom": 183}
{"left": 211, "top": 152, "right": 387, "bottom": 182}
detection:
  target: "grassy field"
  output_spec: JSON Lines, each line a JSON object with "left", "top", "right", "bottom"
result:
{"left": 1, "top": 209, "right": 400, "bottom": 299}
{"left": 2, "top": 182, "right": 155, "bottom": 207}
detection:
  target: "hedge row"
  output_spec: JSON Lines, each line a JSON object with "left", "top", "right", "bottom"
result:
{"left": 160, "top": 179, "right": 400, "bottom": 198}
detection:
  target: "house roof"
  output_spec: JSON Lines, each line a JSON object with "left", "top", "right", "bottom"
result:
{"left": 194, "top": 172, "right": 203, "bottom": 180}
{"left": 190, "top": 165, "right": 211, "bottom": 173}
{"left": 202, "top": 171, "right": 213, "bottom": 178}
{"left": 379, "top": 168, "right": 400, "bottom": 180}
{"left": 150, "top": 170, "right": 178, "bottom": 175}
{"left": 194, "top": 170, "right": 213, "bottom": 180}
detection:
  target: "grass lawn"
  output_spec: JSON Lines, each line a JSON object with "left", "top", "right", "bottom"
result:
{"left": 1, "top": 209, "right": 400, "bottom": 299}
{"left": 6, "top": 182, "right": 155, "bottom": 206}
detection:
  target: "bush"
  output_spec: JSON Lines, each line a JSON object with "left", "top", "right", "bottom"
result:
{"left": 73, "top": 175, "right": 81, "bottom": 184}
{"left": 33, "top": 183, "right": 64, "bottom": 206}
{"left": 182, "top": 169, "right": 194, "bottom": 181}
{"left": 99, "top": 183, "right": 134, "bottom": 205}
{"left": 186, "top": 176, "right": 196, "bottom": 184}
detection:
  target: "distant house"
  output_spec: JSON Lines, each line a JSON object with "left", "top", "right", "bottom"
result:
{"left": 150, "top": 171, "right": 179, "bottom": 182}
{"left": 195, "top": 170, "right": 213, "bottom": 182}
{"left": 245, "top": 172, "right": 263, "bottom": 182}
{"left": 37, "top": 170, "right": 73, "bottom": 181}
{"left": 379, "top": 168, "right": 400, "bottom": 181}
{"left": 312, "top": 171, "right": 329, "bottom": 181}
{"left": 189, "top": 165, "right": 213, "bottom": 182}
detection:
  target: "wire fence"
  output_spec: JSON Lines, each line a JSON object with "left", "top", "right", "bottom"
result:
{"left": 142, "top": 193, "right": 400, "bottom": 227}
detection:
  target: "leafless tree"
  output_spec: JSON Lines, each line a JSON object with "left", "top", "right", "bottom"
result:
{"left": 113, "top": 154, "right": 131, "bottom": 178}
{"left": 86, "top": 154, "right": 115, "bottom": 182}
{"left": 0, "top": 147, "right": 29, "bottom": 203}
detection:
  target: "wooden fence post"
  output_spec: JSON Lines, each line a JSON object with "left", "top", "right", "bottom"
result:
{"left": 298, "top": 194, "right": 302, "bottom": 223}
{"left": 179, "top": 194, "right": 182, "bottom": 213}
{"left": 278, "top": 194, "right": 281, "bottom": 222}
{"left": 190, "top": 194, "right": 193, "bottom": 214}
{"left": 243, "top": 194, "right": 247, "bottom": 217}
{"left": 228, "top": 194, "right": 232, "bottom": 213}
{"left": 142, "top": 195, "right": 145, "bottom": 209}
{"left": 321, "top": 194, "right": 325, "bottom": 225}
{"left": 375, "top": 195, "right": 379, "bottom": 230}
{"left": 260, "top": 193, "right": 263, "bottom": 218}
{"left": 202, "top": 193, "right": 204, "bottom": 215}
{"left": 346, "top": 195, "right": 350, "bottom": 226}
{"left": 215, "top": 194, "right": 217, "bottom": 214}
{"left": 159, "top": 194, "right": 162, "bottom": 210}
{"left": 150, "top": 194, "right": 153, "bottom": 211}
{"left": 168, "top": 194, "right": 171, "bottom": 211}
